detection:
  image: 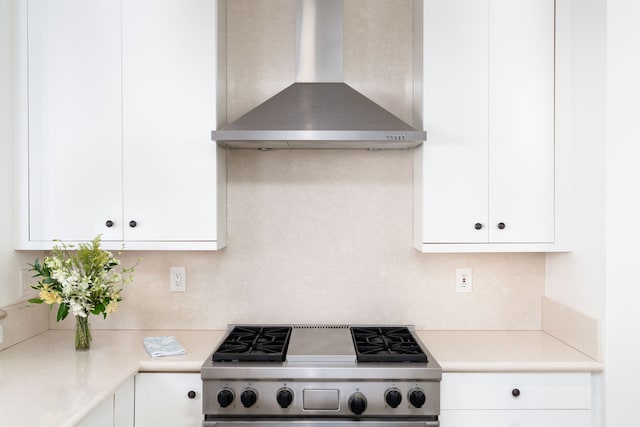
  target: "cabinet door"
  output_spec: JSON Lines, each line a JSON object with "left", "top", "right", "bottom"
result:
{"left": 416, "top": 0, "right": 555, "bottom": 250}
{"left": 122, "top": 0, "right": 221, "bottom": 243}
{"left": 421, "top": 0, "right": 489, "bottom": 244}
{"left": 114, "top": 376, "right": 135, "bottom": 427}
{"left": 27, "top": 0, "right": 123, "bottom": 243}
{"left": 76, "top": 376, "right": 134, "bottom": 427}
{"left": 488, "top": 0, "right": 555, "bottom": 243}
{"left": 135, "top": 373, "right": 202, "bottom": 427}
{"left": 76, "top": 395, "right": 114, "bottom": 427}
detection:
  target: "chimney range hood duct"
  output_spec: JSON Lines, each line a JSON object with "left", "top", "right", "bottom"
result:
{"left": 212, "top": 0, "right": 426, "bottom": 149}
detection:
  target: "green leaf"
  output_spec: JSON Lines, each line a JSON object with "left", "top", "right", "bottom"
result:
{"left": 92, "top": 303, "right": 105, "bottom": 315}
{"left": 28, "top": 298, "right": 43, "bottom": 304}
{"left": 56, "top": 303, "right": 69, "bottom": 322}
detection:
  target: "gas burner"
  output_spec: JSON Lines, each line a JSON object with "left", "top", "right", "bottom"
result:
{"left": 202, "top": 324, "right": 441, "bottom": 425}
{"left": 212, "top": 326, "right": 292, "bottom": 362}
{"left": 350, "top": 326, "right": 429, "bottom": 363}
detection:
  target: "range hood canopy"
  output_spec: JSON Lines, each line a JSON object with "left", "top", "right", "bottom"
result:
{"left": 212, "top": 0, "right": 426, "bottom": 149}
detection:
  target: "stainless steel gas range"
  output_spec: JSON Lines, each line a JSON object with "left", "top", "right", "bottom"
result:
{"left": 201, "top": 325, "right": 441, "bottom": 426}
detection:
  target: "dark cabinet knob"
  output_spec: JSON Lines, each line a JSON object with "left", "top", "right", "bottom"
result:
{"left": 129, "top": 220, "right": 137, "bottom": 228}
{"left": 187, "top": 390, "right": 196, "bottom": 399}
{"left": 276, "top": 388, "right": 294, "bottom": 408}
{"left": 409, "top": 389, "right": 426, "bottom": 408}
{"left": 512, "top": 388, "right": 520, "bottom": 398}
{"left": 105, "top": 220, "right": 114, "bottom": 228}
{"left": 241, "top": 389, "right": 258, "bottom": 408}
{"left": 474, "top": 223, "right": 483, "bottom": 230}
{"left": 385, "top": 388, "right": 402, "bottom": 408}
{"left": 217, "top": 389, "right": 234, "bottom": 408}
{"left": 348, "top": 392, "right": 367, "bottom": 415}
{"left": 497, "top": 222, "right": 506, "bottom": 230}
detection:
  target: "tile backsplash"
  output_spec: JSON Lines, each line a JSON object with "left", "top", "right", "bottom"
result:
{"left": 50, "top": 149, "right": 545, "bottom": 331}
{"left": 0, "top": 301, "right": 48, "bottom": 351}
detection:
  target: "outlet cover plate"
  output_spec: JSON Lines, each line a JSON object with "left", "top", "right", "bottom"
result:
{"left": 170, "top": 267, "right": 186, "bottom": 292}
{"left": 456, "top": 268, "right": 473, "bottom": 293}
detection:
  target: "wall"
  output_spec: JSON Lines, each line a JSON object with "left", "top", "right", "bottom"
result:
{"left": 546, "top": 0, "right": 607, "bottom": 322}
{"left": 605, "top": 1, "right": 640, "bottom": 425}
{"left": 49, "top": 0, "right": 546, "bottom": 331}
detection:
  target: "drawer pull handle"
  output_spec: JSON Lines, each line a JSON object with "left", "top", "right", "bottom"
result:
{"left": 511, "top": 388, "right": 520, "bottom": 398}
{"left": 474, "top": 223, "right": 483, "bottom": 230}
{"left": 187, "top": 390, "right": 197, "bottom": 399}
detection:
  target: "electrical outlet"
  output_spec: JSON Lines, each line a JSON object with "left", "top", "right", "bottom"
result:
{"left": 170, "top": 267, "right": 186, "bottom": 292}
{"left": 455, "top": 268, "right": 473, "bottom": 293}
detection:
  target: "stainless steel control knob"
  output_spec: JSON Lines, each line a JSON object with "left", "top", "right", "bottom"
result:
{"left": 241, "top": 388, "right": 258, "bottom": 408}
{"left": 409, "top": 388, "right": 426, "bottom": 408}
{"left": 348, "top": 392, "right": 367, "bottom": 415}
{"left": 217, "top": 388, "right": 234, "bottom": 408}
{"left": 385, "top": 388, "right": 403, "bottom": 408}
{"left": 276, "top": 388, "right": 294, "bottom": 408}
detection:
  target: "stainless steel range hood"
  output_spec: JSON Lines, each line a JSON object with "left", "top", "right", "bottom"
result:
{"left": 212, "top": 0, "right": 426, "bottom": 150}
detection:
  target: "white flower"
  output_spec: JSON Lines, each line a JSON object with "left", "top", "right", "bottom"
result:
{"left": 45, "top": 257, "right": 62, "bottom": 270}
{"left": 70, "top": 300, "right": 87, "bottom": 317}
{"left": 78, "top": 275, "right": 91, "bottom": 291}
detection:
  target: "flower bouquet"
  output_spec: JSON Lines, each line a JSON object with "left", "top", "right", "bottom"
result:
{"left": 28, "top": 235, "right": 137, "bottom": 351}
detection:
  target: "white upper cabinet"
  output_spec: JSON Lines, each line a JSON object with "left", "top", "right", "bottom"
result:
{"left": 26, "top": 0, "right": 123, "bottom": 243}
{"left": 488, "top": 0, "right": 555, "bottom": 244}
{"left": 19, "top": 0, "right": 227, "bottom": 250}
{"left": 414, "top": 0, "right": 561, "bottom": 252}
{"left": 122, "top": 0, "right": 225, "bottom": 245}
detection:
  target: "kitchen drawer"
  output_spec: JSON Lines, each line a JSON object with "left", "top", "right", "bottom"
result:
{"left": 441, "top": 372, "right": 591, "bottom": 410}
{"left": 440, "top": 409, "right": 591, "bottom": 427}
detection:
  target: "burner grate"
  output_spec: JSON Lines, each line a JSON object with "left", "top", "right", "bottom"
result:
{"left": 350, "top": 326, "right": 428, "bottom": 363}
{"left": 213, "top": 326, "right": 292, "bottom": 362}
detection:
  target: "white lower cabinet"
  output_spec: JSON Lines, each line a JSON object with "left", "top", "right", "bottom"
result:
{"left": 440, "top": 409, "right": 591, "bottom": 426}
{"left": 135, "top": 373, "right": 202, "bottom": 427}
{"left": 440, "top": 372, "right": 591, "bottom": 427}
{"left": 77, "top": 376, "right": 134, "bottom": 427}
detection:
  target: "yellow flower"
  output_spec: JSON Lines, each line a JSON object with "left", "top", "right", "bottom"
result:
{"left": 105, "top": 300, "right": 119, "bottom": 314}
{"left": 39, "top": 289, "right": 62, "bottom": 305}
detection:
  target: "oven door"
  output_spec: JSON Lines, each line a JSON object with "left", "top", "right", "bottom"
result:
{"left": 203, "top": 419, "right": 439, "bottom": 427}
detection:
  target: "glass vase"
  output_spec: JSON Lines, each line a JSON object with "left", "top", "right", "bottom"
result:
{"left": 75, "top": 315, "right": 92, "bottom": 351}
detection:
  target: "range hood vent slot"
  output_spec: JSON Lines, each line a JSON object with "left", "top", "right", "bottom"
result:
{"left": 212, "top": 0, "right": 425, "bottom": 149}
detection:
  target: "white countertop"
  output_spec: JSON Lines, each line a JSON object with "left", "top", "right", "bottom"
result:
{"left": 417, "top": 330, "right": 603, "bottom": 372}
{"left": 0, "top": 329, "right": 602, "bottom": 426}
{"left": 0, "top": 329, "right": 226, "bottom": 427}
